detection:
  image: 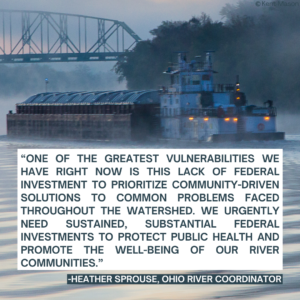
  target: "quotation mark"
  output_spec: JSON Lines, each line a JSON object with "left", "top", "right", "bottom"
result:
{"left": 256, "top": 1, "right": 261, "bottom": 6}
{"left": 21, "top": 154, "right": 25, "bottom": 158}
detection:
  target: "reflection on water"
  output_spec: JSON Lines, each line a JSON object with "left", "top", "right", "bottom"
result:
{"left": 0, "top": 137, "right": 299, "bottom": 300}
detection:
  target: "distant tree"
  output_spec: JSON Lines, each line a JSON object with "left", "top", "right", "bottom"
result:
{"left": 114, "top": 0, "right": 300, "bottom": 111}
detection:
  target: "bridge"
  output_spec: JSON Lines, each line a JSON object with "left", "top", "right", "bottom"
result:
{"left": 0, "top": 10, "right": 142, "bottom": 64}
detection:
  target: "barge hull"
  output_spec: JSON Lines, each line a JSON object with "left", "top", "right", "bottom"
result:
{"left": 7, "top": 114, "right": 131, "bottom": 140}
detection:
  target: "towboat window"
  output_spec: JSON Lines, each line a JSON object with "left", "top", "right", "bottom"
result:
{"left": 192, "top": 75, "right": 200, "bottom": 85}
{"left": 202, "top": 74, "right": 210, "bottom": 81}
{"left": 170, "top": 75, "right": 174, "bottom": 85}
{"left": 182, "top": 75, "right": 190, "bottom": 85}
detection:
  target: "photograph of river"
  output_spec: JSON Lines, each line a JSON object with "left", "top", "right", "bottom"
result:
{"left": 0, "top": 0, "right": 300, "bottom": 298}
{"left": 0, "top": 137, "right": 299, "bottom": 299}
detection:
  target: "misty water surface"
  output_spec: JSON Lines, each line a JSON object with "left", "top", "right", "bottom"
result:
{"left": 0, "top": 137, "right": 299, "bottom": 300}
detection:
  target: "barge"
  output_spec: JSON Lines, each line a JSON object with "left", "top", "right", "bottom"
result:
{"left": 6, "top": 52, "right": 284, "bottom": 142}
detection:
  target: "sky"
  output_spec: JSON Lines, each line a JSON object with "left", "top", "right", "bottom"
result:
{"left": 0, "top": 0, "right": 238, "bottom": 72}
{"left": 0, "top": 0, "right": 238, "bottom": 39}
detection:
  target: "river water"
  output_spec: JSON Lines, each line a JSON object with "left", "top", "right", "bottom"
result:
{"left": 0, "top": 136, "right": 299, "bottom": 300}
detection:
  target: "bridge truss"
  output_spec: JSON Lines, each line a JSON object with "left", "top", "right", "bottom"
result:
{"left": 0, "top": 10, "right": 142, "bottom": 63}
